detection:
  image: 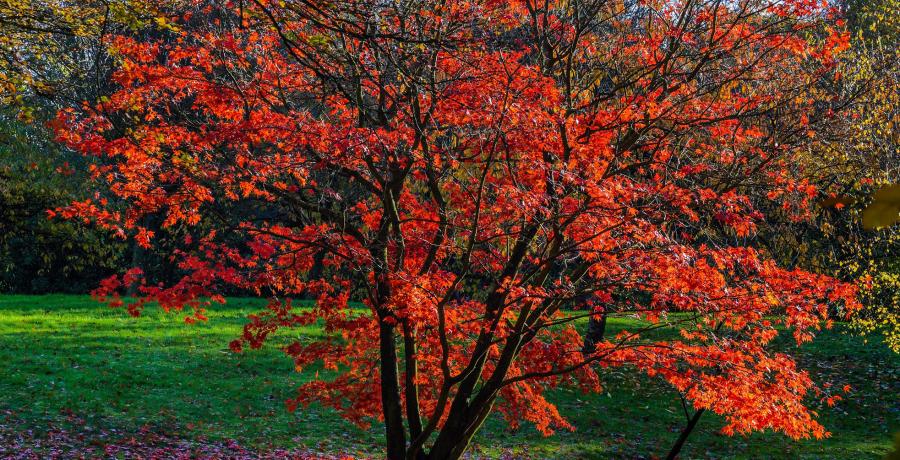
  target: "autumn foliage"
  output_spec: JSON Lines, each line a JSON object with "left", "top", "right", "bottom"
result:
{"left": 54, "top": 0, "right": 860, "bottom": 458}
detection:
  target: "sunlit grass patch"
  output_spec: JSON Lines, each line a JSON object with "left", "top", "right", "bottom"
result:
{"left": 0, "top": 294, "right": 896, "bottom": 458}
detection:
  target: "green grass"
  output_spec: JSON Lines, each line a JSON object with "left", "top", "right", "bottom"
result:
{"left": 0, "top": 294, "right": 897, "bottom": 458}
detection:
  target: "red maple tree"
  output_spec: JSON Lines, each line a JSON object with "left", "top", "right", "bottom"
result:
{"left": 54, "top": 0, "right": 858, "bottom": 458}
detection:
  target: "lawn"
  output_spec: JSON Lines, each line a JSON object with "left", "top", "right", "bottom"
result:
{"left": 0, "top": 294, "right": 897, "bottom": 459}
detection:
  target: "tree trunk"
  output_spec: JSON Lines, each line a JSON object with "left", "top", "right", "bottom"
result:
{"left": 379, "top": 321, "right": 408, "bottom": 460}
{"left": 426, "top": 397, "right": 496, "bottom": 460}
{"left": 428, "top": 322, "right": 526, "bottom": 460}
{"left": 582, "top": 311, "right": 607, "bottom": 354}
{"left": 307, "top": 248, "right": 326, "bottom": 282}
{"left": 665, "top": 408, "right": 705, "bottom": 460}
{"left": 426, "top": 358, "right": 485, "bottom": 459}
{"left": 126, "top": 238, "right": 144, "bottom": 297}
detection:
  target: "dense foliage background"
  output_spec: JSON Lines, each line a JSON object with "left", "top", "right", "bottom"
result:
{"left": 0, "top": 112, "right": 123, "bottom": 293}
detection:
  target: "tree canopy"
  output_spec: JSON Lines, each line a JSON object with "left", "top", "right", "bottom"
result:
{"left": 45, "top": 0, "right": 877, "bottom": 458}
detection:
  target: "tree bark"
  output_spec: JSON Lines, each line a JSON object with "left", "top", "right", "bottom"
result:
{"left": 403, "top": 321, "right": 424, "bottom": 443}
{"left": 582, "top": 311, "right": 607, "bottom": 354}
{"left": 379, "top": 321, "right": 407, "bottom": 460}
{"left": 665, "top": 408, "right": 705, "bottom": 460}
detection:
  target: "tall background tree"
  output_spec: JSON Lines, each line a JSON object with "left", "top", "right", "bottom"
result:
{"left": 756, "top": 0, "right": 900, "bottom": 352}
{"left": 837, "top": 0, "right": 899, "bottom": 352}
{"left": 0, "top": 0, "right": 178, "bottom": 115}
